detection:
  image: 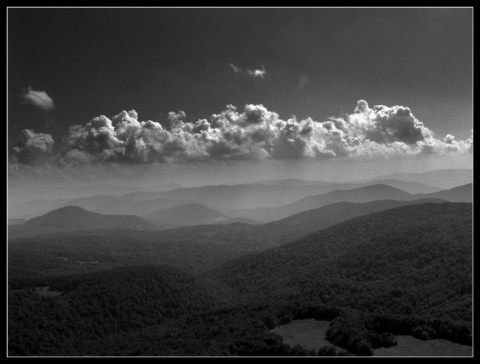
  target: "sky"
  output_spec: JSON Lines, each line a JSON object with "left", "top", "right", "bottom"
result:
{"left": 7, "top": 7, "right": 473, "bottom": 188}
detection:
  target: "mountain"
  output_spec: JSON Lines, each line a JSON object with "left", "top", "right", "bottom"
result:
{"left": 133, "top": 184, "right": 336, "bottom": 209}
{"left": 9, "top": 194, "right": 193, "bottom": 219}
{"left": 255, "top": 178, "right": 440, "bottom": 194}
{"left": 261, "top": 198, "right": 446, "bottom": 245}
{"left": 8, "top": 206, "right": 157, "bottom": 238}
{"left": 146, "top": 199, "right": 446, "bottom": 249}
{"left": 228, "top": 184, "right": 417, "bottom": 222}
{"left": 59, "top": 195, "right": 133, "bottom": 215}
{"left": 128, "top": 180, "right": 437, "bottom": 212}
{"left": 143, "top": 204, "right": 229, "bottom": 228}
{"left": 372, "top": 169, "right": 473, "bottom": 189}
{"left": 418, "top": 183, "right": 472, "bottom": 202}
{"left": 61, "top": 195, "right": 191, "bottom": 216}
{"left": 209, "top": 202, "right": 472, "bottom": 320}
{"left": 355, "top": 179, "right": 441, "bottom": 194}
{"left": 216, "top": 217, "right": 262, "bottom": 225}
{"left": 8, "top": 177, "right": 441, "bottom": 220}
{"left": 9, "top": 200, "right": 446, "bottom": 279}
{"left": 8, "top": 198, "right": 70, "bottom": 219}
{"left": 228, "top": 183, "right": 472, "bottom": 222}
{"left": 252, "top": 179, "right": 332, "bottom": 187}
{"left": 9, "top": 202, "right": 472, "bottom": 356}
{"left": 280, "top": 184, "right": 414, "bottom": 215}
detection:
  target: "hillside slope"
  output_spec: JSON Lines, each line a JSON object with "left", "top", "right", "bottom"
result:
{"left": 209, "top": 202, "right": 473, "bottom": 323}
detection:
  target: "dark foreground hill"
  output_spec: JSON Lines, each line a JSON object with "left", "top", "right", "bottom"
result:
{"left": 8, "top": 202, "right": 472, "bottom": 356}
{"left": 209, "top": 203, "right": 472, "bottom": 322}
{"left": 8, "top": 206, "right": 157, "bottom": 238}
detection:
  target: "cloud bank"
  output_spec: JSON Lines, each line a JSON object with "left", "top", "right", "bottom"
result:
{"left": 10, "top": 100, "right": 472, "bottom": 166}
{"left": 19, "top": 87, "right": 55, "bottom": 111}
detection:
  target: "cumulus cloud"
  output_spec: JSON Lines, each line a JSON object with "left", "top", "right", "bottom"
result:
{"left": 11, "top": 129, "right": 54, "bottom": 165}
{"left": 51, "top": 100, "right": 471, "bottom": 166}
{"left": 19, "top": 87, "right": 55, "bottom": 111}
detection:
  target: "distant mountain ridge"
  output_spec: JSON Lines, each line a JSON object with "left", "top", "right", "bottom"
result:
{"left": 371, "top": 169, "right": 473, "bottom": 189}
{"left": 8, "top": 174, "right": 463, "bottom": 220}
{"left": 226, "top": 183, "right": 472, "bottom": 222}
{"left": 144, "top": 198, "right": 448, "bottom": 250}
{"left": 417, "top": 183, "right": 472, "bottom": 202}
{"left": 8, "top": 206, "right": 157, "bottom": 238}
{"left": 143, "top": 203, "right": 229, "bottom": 228}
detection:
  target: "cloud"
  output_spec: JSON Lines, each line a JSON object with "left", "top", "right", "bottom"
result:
{"left": 50, "top": 100, "right": 471, "bottom": 166}
{"left": 297, "top": 74, "right": 309, "bottom": 90}
{"left": 19, "top": 87, "right": 55, "bottom": 111}
{"left": 230, "top": 64, "right": 267, "bottom": 78}
{"left": 246, "top": 66, "right": 266, "bottom": 78}
{"left": 229, "top": 63, "right": 242, "bottom": 73}
{"left": 10, "top": 129, "right": 54, "bottom": 165}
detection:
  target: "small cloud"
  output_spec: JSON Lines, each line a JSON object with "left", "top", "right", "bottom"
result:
{"left": 297, "top": 74, "right": 309, "bottom": 90}
{"left": 247, "top": 66, "right": 266, "bottom": 78}
{"left": 11, "top": 129, "right": 54, "bottom": 165}
{"left": 19, "top": 86, "right": 55, "bottom": 111}
{"left": 229, "top": 63, "right": 242, "bottom": 73}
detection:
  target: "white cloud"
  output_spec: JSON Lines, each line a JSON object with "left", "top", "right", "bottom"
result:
{"left": 19, "top": 86, "right": 55, "bottom": 111}
{"left": 54, "top": 100, "right": 472, "bottom": 166}
{"left": 230, "top": 64, "right": 267, "bottom": 78}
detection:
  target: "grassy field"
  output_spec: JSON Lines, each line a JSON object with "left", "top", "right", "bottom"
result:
{"left": 271, "top": 319, "right": 472, "bottom": 357}
{"left": 373, "top": 335, "right": 472, "bottom": 357}
{"left": 270, "top": 318, "right": 342, "bottom": 353}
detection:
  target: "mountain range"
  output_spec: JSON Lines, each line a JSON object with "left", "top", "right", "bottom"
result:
{"left": 227, "top": 183, "right": 472, "bottom": 222}
{"left": 371, "top": 169, "right": 472, "bottom": 190}
{"left": 8, "top": 206, "right": 158, "bottom": 238}
{"left": 8, "top": 178, "right": 446, "bottom": 220}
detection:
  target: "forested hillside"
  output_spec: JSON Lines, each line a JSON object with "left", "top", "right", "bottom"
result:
{"left": 8, "top": 203, "right": 472, "bottom": 356}
{"left": 210, "top": 203, "right": 472, "bottom": 323}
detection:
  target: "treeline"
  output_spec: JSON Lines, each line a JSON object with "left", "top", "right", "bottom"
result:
{"left": 8, "top": 229, "right": 264, "bottom": 279}
{"left": 8, "top": 280, "right": 472, "bottom": 356}
{"left": 8, "top": 265, "right": 235, "bottom": 355}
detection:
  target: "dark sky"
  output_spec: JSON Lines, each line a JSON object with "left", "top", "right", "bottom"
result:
{"left": 8, "top": 7, "right": 473, "bottom": 143}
